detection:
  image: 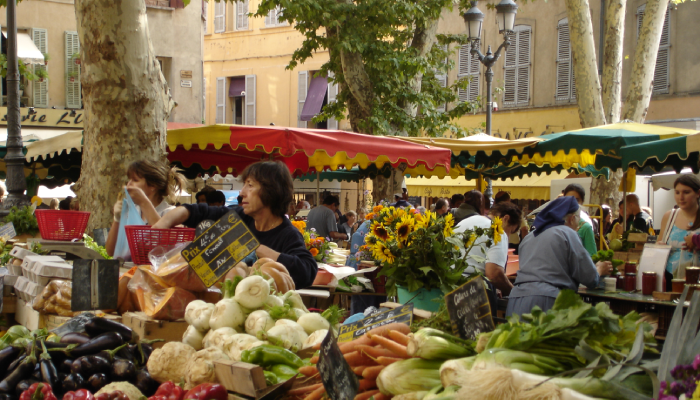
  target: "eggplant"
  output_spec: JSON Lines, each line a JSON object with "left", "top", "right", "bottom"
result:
{"left": 0, "top": 347, "right": 24, "bottom": 379}
{"left": 134, "top": 368, "right": 159, "bottom": 397}
{"left": 87, "top": 373, "right": 109, "bottom": 392}
{"left": 15, "top": 379, "right": 39, "bottom": 398}
{"left": 111, "top": 359, "right": 136, "bottom": 381}
{"left": 136, "top": 341, "right": 160, "bottom": 366}
{"left": 95, "top": 344, "right": 127, "bottom": 363}
{"left": 0, "top": 393, "right": 14, "bottom": 400}
{"left": 60, "top": 333, "right": 91, "bottom": 345}
{"left": 82, "top": 356, "right": 111, "bottom": 375}
{"left": 117, "top": 345, "right": 136, "bottom": 364}
{"left": 60, "top": 359, "right": 74, "bottom": 374}
{"left": 6, "top": 356, "right": 26, "bottom": 374}
{"left": 62, "top": 374, "right": 85, "bottom": 392}
{"left": 30, "top": 364, "right": 42, "bottom": 381}
{"left": 42, "top": 342, "right": 70, "bottom": 349}
{"left": 0, "top": 349, "right": 36, "bottom": 393}
{"left": 39, "top": 341, "right": 60, "bottom": 392}
{"left": 70, "top": 359, "right": 82, "bottom": 375}
{"left": 70, "top": 332, "right": 123, "bottom": 358}
{"left": 84, "top": 318, "right": 136, "bottom": 343}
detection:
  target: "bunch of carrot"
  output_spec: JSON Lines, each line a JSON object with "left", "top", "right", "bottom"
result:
{"left": 287, "top": 322, "right": 413, "bottom": 400}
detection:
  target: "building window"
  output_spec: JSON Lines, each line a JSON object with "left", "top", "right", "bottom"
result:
{"left": 236, "top": 0, "right": 248, "bottom": 30}
{"left": 637, "top": 4, "right": 670, "bottom": 95}
{"left": 214, "top": 1, "right": 225, "bottom": 33}
{"left": 298, "top": 71, "right": 335, "bottom": 129}
{"left": 457, "top": 44, "right": 480, "bottom": 105}
{"left": 265, "top": 6, "right": 286, "bottom": 27}
{"left": 555, "top": 18, "right": 576, "bottom": 103}
{"left": 31, "top": 28, "right": 48, "bottom": 108}
{"left": 65, "top": 31, "right": 81, "bottom": 109}
{"left": 216, "top": 77, "right": 225, "bottom": 123}
{"left": 503, "top": 25, "right": 531, "bottom": 107}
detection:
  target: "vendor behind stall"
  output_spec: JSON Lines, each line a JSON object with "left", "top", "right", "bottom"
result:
{"left": 506, "top": 196, "right": 613, "bottom": 317}
{"left": 153, "top": 161, "right": 318, "bottom": 289}
{"left": 106, "top": 160, "right": 186, "bottom": 259}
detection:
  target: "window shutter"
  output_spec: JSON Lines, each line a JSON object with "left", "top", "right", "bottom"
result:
{"left": 556, "top": 19, "right": 572, "bottom": 102}
{"left": 457, "top": 44, "right": 480, "bottom": 103}
{"left": 245, "top": 74, "right": 256, "bottom": 125}
{"left": 236, "top": 0, "right": 248, "bottom": 30}
{"left": 203, "top": 77, "right": 206, "bottom": 124}
{"left": 637, "top": 4, "right": 671, "bottom": 95}
{"left": 327, "top": 72, "right": 338, "bottom": 130}
{"left": 503, "top": 26, "right": 531, "bottom": 107}
{"left": 203, "top": 0, "right": 208, "bottom": 34}
{"left": 31, "top": 28, "right": 48, "bottom": 108}
{"left": 214, "top": 1, "right": 225, "bottom": 33}
{"left": 65, "top": 31, "right": 81, "bottom": 109}
{"left": 297, "top": 71, "right": 308, "bottom": 128}
{"left": 215, "top": 77, "right": 225, "bottom": 123}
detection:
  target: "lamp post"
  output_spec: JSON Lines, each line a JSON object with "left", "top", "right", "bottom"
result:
{"left": 463, "top": 0, "right": 518, "bottom": 204}
{"left": 1, "top": 0, "right": 29, "bottom": 216}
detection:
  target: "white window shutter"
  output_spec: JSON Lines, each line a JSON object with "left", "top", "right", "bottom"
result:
{"left": 203, "top": 77, "right": 207, "bottom": 124}
{"left": 245, "top": 74, "right": 256, "bottom": 125}
{"left": 503, "top": 26, "right": 531, "bottom": 107}
{"left": 31, "top": 28, "right": 48, "bottom": 108}
{"left": 214, "top": 1, "right": 225, "bottom": 33}
{"left": 458, "top": 44, "right": 480, "bottom": 103}
{"left": 637, "top": 4, "right": 671, "bottom": 95}
{"left": 327, "top": 72, "right": 338, "bottom": 130}
{"left": 203, "top": 0, "right": 208, "bottom": 34}
{"left": 215, "top": 77, "right": 225, "bottom": 123}
{"left": 297, "top": 71, "right": 308, "bottom": 128}
{"left": 65, "top": 31, "right": 81, "bottom": 109}
{"left": 236, "top": 0, "right": 248, "bottom": 30}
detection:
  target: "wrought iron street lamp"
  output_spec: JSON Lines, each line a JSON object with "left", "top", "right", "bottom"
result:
{"left": 463, "top": 0, "right": 518, "bottom": 202}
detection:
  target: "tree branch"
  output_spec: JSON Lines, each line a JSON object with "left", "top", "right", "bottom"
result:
{"left": 601, "top": 0, "right": 626, "bottom": 124}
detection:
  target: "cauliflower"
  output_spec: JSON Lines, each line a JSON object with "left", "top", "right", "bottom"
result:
{"left": 185, "top": 347, "right": 230, "bottom": 389}
{"left": 96, "top": 382, "right": 144, "bottom": 400}
{"left": 147, "top": 342, "right": 196, "bottom": 383}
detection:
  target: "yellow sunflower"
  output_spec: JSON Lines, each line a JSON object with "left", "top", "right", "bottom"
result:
{"left": 371, "top": 221, "right": 391, "bottom": 241}
{"left": 372, "top": 241, "right": 395, "bottom": 264}
{"left": 466, "top": 233, "right": 477, "bottom": 248}
{"left": 373, "top": 205, "right": 384, "bottom": 213}
{"left": 491, "top": 216, "right": 504, "bottom": 245}
{"left": 395, "top": 216, "right": 415, "bottom": 243}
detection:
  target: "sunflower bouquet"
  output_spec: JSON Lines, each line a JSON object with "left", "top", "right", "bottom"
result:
{"left": 292, "top": 220, "right": 331, "bottom": 262}
{"left": 364, "top": 204, "right": 503, "bottom": 297}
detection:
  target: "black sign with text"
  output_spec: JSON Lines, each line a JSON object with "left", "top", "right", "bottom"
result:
{"left": 445, "top": 276, "right": 495, "bottom": 340}
{"left": 318, "top": 330, "right": 359, "bottom": 400}
{"left": 337, "top": 304, "right": 413, "bottom": 343}
{"left": 181, "top": 211, "right": 259, "bottom": 287}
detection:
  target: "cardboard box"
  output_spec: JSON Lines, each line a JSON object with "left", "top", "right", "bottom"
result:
{"left": 15, "top": 298, "right": 43, "bottom": 330}
{"left": 122, "top": 312, "right": 188, "bottom": 348}
{"left": 215, "top": 360, "right": 296, "bottom": 399}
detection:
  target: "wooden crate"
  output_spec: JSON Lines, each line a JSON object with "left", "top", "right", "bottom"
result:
{"left": 2, "top": 296, "right": 17, "bottom": 314}
{"left": 215, "top": 360, "right": 296, "bottom": 399}
{"left": 122, "top": 312, "right": 188, "bottom": 348}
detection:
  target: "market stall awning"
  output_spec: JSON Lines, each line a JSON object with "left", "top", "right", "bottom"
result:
{"left": 405, "top": 171, "right": 570, "bottom": 200}
{"left": 516, "top": 122, "right": 699, "bottom": 170}
{"left": 166, "top": 124, "right": 452, "bottom": 178}
{"left": 24, "top": 130, "right": 83, "bottom": 162}
{"left": 398, "top": 133, "right": 542, "bottom": 175}
{"left": 621, "top": 133, "right": 700, "bottom": 174}
{"left": 1, "top": 30, "right": 45, "bottom": 65}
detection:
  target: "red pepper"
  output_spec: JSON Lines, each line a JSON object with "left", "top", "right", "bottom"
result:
{"left": 19, "top": 383, "right": 57, "bottom": 400}
{"left": 183, "top": 383, "right": 227, "bottom": 400}
{"left": 149, "top": 381, "right": 186, "bottom": 400}
{"left": 63, "top": 389, "right": 95, "bottom": 400}
{"left": 95, "top": 391, "right": 129, "bottom": 400}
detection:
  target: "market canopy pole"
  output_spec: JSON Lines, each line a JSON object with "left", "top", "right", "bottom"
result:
{"left": 1, "top": 0, "right": 29, "bottom": 215}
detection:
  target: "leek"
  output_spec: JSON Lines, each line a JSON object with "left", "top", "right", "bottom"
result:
{"left": 377, "top": 358, "right": 444, "bottom": 395}
{"left": 407, "top": 328, "right": 475, "bottom": 360}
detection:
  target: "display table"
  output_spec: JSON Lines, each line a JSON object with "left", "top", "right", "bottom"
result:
{"left": 577, "top": 288, "right": 680, "bottom": 339}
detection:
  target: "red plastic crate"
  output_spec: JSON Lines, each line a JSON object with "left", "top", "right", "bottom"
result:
{"left": 124, "top": 225, "right": 195, "bottom": 265}
{"left": 35, "top": 210, "right": 90, "bottom": 241}
{"left": 359, "top": 263, "right": 386, "bottom": 294}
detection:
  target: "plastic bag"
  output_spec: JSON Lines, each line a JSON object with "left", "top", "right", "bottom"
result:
{"left": 32, "top": 279, "right": 65, "bottom": 311}
{"left": 127, "top": 266, "right": 197, "bottom": 320}
{"left": 50, "top": 312, "right": 96, "bottom": 336}
{"left": 114, "top": 189, "right": 146, "bottom": 261}
{"left": 148, "top": 243, "right": 207, "bottom": 292}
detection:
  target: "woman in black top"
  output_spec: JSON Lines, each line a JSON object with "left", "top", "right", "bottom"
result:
{"left": 153, "top": 161, "right": 318, "bottom": 289}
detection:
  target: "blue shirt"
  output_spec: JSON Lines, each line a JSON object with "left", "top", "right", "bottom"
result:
{"left": 347, "top": 220, "right": 371, "bottom": 270}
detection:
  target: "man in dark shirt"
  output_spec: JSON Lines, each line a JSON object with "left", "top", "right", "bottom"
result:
{"left": 624, "top": 194, "right": 654, "bottom": 234}
{"left": 392, "top": 193, "right": 411, "bottom": 208}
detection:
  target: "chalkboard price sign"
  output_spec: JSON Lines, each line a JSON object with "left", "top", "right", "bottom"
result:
{"left": 317, "top": 329, "right": 359, "bottom": 400}
{"left": 445, "top": 275, "right": 494, "bottom": 341}
{"left": 337, "top": 304, "right": 413, "bottom": 343}
{"left": 181, "top": 211, "right": 260, "bottom": 287}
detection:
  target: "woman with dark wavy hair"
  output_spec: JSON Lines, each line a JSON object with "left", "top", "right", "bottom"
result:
{"left": 153, "top": 161, "right": 317, "bottom": 288}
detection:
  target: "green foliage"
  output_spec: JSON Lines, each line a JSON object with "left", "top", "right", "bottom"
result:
{"left": 83, "top": 234, "right": 112, "bottom": 259}
{"left": 254, "top": 0, "right": 478, "bottom": 136}
{"left": 0, "top": 54, "right": 42, "bottom": 82}
{"left": 591, "top": 249, "right": 624, "bottom": 274}
{"left": 4, "top": 205, "right": 39, "bottom": 236}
